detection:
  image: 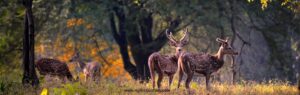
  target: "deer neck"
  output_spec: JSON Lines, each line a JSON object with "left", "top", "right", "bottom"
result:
{"left": 175, "top": 51, "right": 182, "bottom": 58}
{"left": 211, "top": 48, "right": 225, "bottom": 70}
{"left": 76, "top": 61, "right": 86, "bottom": 70}
{"left": 175, "top": 53, "right": 180, "bottom": 58}
{"left": 214, "top": 48, "right": 225, "bottom": 61}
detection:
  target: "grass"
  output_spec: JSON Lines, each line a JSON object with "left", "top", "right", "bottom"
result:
{"left": 1, "top": 76, "right": 298, "bottom": 95}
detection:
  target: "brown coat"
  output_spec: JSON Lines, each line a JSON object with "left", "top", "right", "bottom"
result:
{"left": 36, "top": 58, "right": 73, "bottom": 81}
{"left": 148, "top": 52, "right": 177, "bottom": 75}
{"left": 179, "top": 52, "right": 224, "bottom": 75}
{"left": 177, "top": 37, "right": 238, "bottom": 90}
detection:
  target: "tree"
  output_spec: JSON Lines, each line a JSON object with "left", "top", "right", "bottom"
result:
{"left": 22, "top": 0, "right": 39, "bottom": 86}
{"left": 106, "top": 0, "right": 198, "bottom": 81}
{"left": 298, "top": 77, "right": 300, "bottom": 91}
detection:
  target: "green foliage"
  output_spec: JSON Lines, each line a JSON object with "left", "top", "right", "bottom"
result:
{"left": 52, "top": 82, "right": 87, "bottom": 95}
{"left": 248, "top": 0, "right": 300, "bottom": 11}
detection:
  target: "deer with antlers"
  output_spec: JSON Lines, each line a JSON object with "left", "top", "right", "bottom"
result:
{"left": 148, "top": 29, "right": 189, "bottom": 89}
{"left": 177, "top": 37, "right": 238, "bottom": 90}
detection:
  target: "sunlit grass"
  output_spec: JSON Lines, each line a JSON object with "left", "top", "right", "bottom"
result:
{"left": 0, "top": 76, "right": 299, "bottom": 95}
{"left": 41, "top": 78, "right": 299, "bottom": 95}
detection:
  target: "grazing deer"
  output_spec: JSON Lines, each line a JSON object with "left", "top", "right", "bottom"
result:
{"left": 36, "top": 58, "right": 74, "bottom": 81}
{"left": 148, "top": 29, "right": 189, "bottom": 89}
{"left": 69, "top": 52, "right": 101, "bottom": 82}
{"left": 177, "top": 38, "right": 238, "bottom": 90}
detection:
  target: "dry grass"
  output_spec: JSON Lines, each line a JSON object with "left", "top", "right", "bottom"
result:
{"left": 1, "top": 77, "right": 299, "bottom": 95}
{"left": 39, "top": 78, "right": 298, "bottom": 95}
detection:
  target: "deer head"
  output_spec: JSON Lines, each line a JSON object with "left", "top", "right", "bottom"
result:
{"left": 69, "top": 52, "right": 80, "bottom": 62}
{"left": 69, "top": 52, "right": 86, "bottom": 72}
{"left": 166, "top": 28, "right": 189, "bottom": 56}
{"left": 216, "top": 37, "right": 238, "bottom": 56}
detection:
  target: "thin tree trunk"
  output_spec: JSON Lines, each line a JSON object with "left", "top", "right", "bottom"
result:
{"left": 229, "top": 0, "right": 237, "bottom": 84}
{"left": 22, "top": 0, "right": 39, "bottom": 86}
{"left": 22, "top": 8, "right": 30, "bottom": 85}
{"left": 298, "top": 78, "right": 300, "bottom": 91}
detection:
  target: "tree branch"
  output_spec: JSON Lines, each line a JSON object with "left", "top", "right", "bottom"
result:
{"left": 109, "top": 12, "right": 121, "bottom": 44}
{"left": 91, "top": 33, "right": 112, "bottom": 66}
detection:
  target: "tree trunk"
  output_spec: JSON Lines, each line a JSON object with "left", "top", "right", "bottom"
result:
{"left": 109, "top": 2, "right": 181, "bottom": 81}
{"left": 130, "top": 49, "right": 151, "bottom": 82}
{"left": 109, "top": 11, "right": 138, "bottom": 79}
{"left": 298, "top": 77, "right": 300, "bottom": 91}
{"left": 22, "top": 0, "right": 39, "bottom": 86}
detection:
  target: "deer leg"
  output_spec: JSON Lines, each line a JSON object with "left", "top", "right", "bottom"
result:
{"left": 168, "top": 74, "right": 174, "bottom": 89}
{"left": 177, "top": 68, "right": 184, "bottom": 88}
{"left": 149, "top": 62, "right": 155, "bottom": 89}
{"left": 92, "top": 72, "right": 97, "bottom": 82}
{"left": 92, "top": 75, "right": 95, "bottom": 82}
{"left": 185, "top": 73, "right": 194, "bottom": 89}
{"left": 94, "top": 72, "right": 100, "bottom": 83}
{"left": 84, "top": 74, "right": 88, "bottom": 82}
{"left": 62, "top": 76, "right": 67, "bottom": 83}
{"left": 205, "top": 75, "right": 211, "bottom": 91}
{"left": 157, "top": 73, "right": 164, "bottom": 89}
{"left": 151, "top": 74, "right": 156, "bottom": 89}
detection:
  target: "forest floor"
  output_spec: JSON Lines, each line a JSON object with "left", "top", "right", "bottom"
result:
{"left": 0, "top": 77, "right": 298, "bottom": 95}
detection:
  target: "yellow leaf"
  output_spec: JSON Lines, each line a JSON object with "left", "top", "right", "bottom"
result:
{"left": 86, "top": 24, "right": 93, "bottom": 30}
{"left": 76, "top": 18, "right": 84, "bottom": 25}
{"left": 61, "top": 90, "right": 67, "bottom": 95}
{"left": 40, "top": 88, "right": 48, "bottom": 95}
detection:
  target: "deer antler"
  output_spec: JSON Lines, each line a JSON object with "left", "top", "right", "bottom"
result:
{"left": 166, "top": 29, "right": 177, "bottom": 43}
{"left": 225, "top": 37, "right": 229, "bottom": 42}
{"left": 180, "top": 28, "right": 189, "bottom": 45}
{"left": 216, "top": 38, "right": 227, "bottom": 43}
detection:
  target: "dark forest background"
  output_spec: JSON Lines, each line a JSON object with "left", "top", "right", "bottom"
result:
{"left": 1, "top": 0, "right": 300, "bottom": 87}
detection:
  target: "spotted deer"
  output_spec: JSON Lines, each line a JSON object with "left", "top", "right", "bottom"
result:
{"left": 69, "top": 52, "right": 101, "bottom": 82}
{"left": 36, "top": 58, "right": 74, "bottom": 81}
{"left": 148, "top": 29, "right": 189, "bottom": 89}
{"left": 177, "top": 38, "right": 238, "bottom": 90}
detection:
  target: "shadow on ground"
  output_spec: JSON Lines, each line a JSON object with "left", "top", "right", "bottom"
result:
{"left": 124, "top": 88, "right": 170, "bottom": 92}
